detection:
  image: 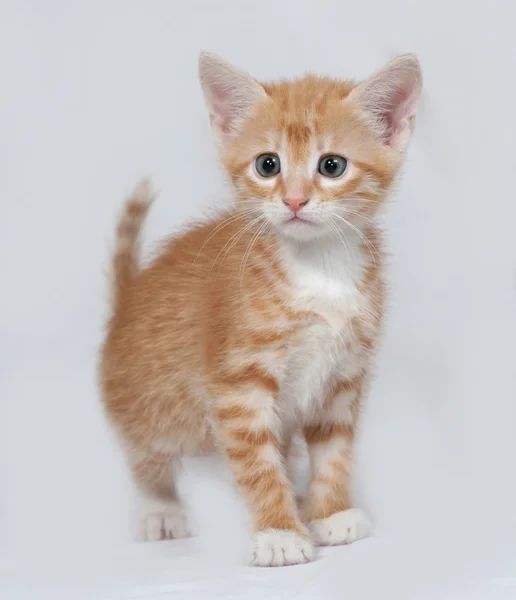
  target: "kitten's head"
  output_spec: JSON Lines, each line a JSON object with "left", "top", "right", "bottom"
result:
{"left": 199, "top": 52, "right": 421, "bottom": 242}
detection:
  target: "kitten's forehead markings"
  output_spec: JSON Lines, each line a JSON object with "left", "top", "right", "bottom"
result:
{"left": 307, "top": 141, "right": 323, "bottom": 178}
{"left": 288, "top": 123, "right": 312, "bottom": 165}
{"left": 277, "top": 135, "right": 308, "bottom": 181}
{"left": 317, "top": 133, "right": 332, "bottom": 154}
{"left": 275, "top": 135, "right": 289, "bottom": 179}
{"left": 264, "top": 126, "right": 281, "bottom": 148}
{"left": 271, "top": 120, "right": 352, "bottom": 183}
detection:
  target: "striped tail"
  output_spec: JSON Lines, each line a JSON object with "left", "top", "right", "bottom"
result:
{"left": 112, "top": 178, "right": 155, "bottom": 309}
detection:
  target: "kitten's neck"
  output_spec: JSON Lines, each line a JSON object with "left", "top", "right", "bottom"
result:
{"left": 278, "top": 225, "right": 374, "bottom": 287}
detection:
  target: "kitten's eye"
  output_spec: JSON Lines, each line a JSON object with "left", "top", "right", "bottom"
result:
{"left": 318, "top": 155, "right": 347, "bottom": 178}
{"left": 255, "top": 154, "right": 281, "bottom": 178}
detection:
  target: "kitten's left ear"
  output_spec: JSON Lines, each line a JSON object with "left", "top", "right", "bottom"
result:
{"left": 348, "top": 54, "right": 422, "bottom": 150}
{"left": 199, "top": 52, "right": 268, "bottom": 145}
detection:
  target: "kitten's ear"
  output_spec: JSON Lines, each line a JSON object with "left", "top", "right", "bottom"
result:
{"left": 199, "top": 52, "right": 268, "bottom": 143}
{"left": 348, "top": 54, "right": 422, "bottom": 150}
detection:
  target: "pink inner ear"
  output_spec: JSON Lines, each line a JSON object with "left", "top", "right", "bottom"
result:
{"left": 353, "top": 56, "right": 422, "bottom": 147}
{"left": 200, "top": 53, "right": 268, "bottom": 140}
{"left": 381, "top": 87, "right": 418, "bottom": 146}
{"left": 210, "top": 95, "right": 233, "bottom": 135}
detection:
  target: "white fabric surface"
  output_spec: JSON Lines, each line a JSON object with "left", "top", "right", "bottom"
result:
{"left": 1, "top": 538, "right": 516, "bottom": 599}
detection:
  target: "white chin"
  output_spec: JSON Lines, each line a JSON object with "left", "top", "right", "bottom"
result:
{"left": 277, "top": 220, "right": 325, "bottom": 241}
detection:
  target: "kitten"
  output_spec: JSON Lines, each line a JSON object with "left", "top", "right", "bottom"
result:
{"left": 100, "top": 52, "right": 421, "bottom": 566}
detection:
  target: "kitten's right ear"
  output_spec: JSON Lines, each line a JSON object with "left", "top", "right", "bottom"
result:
{"left": 198, "top": 52, "right": 268, "bottom": 144}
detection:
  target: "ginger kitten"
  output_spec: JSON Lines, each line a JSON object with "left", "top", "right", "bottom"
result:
{"left": 100, "top": 52, "right": 421, "bottom": 566}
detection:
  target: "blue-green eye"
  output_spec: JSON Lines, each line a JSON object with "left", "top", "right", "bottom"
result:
{"left": 318, "top": 155, "right": 347, "bottom": 178}
{"left": 255, "top": 154, "right": 281, "bottom": 177}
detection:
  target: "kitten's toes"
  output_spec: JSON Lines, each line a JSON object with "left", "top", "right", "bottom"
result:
{"left": 251, "top": 529, "right": 315, "bottom": 567}
{"left": 309, "top": 508, "right": 371, "bottom": 546}
{"left": 139, "top": 502, "right": 190, "bottom": 541}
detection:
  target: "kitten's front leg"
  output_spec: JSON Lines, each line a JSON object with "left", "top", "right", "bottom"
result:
{"left": 303, "top": 378, "right": 371, "bottom": 546}
{"left": 213, "top": 375, "right": 314, "bottom": 567}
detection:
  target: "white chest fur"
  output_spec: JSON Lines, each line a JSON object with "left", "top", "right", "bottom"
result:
{"left": 278, "top": 235, "right": 370, "bottom": 422}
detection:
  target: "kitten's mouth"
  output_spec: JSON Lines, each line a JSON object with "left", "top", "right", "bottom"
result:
{"left": 284, "top": 215, "right": 314, "bottom": 225}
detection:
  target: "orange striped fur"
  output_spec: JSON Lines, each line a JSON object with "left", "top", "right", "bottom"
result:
{"left": 100, "top": 52, "right": 421, "bottom": 566}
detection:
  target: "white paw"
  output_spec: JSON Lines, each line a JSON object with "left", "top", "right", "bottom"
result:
{"left": 309, "top": 508, "right": 371, "bottom": 546}
{"left": 251, "top": 529, "right": 315, "bottom": 567}
{"left": 139, "top": 502, "right": 190, "bottom": 542}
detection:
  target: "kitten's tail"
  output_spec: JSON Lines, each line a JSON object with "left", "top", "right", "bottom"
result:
{"left": 112, "top": 178, "right": 155, "bottom": 309}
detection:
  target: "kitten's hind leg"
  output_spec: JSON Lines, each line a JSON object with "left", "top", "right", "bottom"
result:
{"left": 129, "top": 448, "right": 190, "bottom": 542}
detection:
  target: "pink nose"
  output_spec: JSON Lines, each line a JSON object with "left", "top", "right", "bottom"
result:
{"left": 283, "top": 197, "right": 309, "bottom": 212}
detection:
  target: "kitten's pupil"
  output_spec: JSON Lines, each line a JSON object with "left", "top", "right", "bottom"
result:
{"left": 262, "top": 157, "right": 276, "bottom": 173}
{"left": 324, "top": 158, "right": 338, "bottom": 173}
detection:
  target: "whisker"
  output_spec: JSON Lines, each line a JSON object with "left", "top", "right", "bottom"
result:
{"left": 329, "top": 201, "right": 378, "bottom": 223}
{"left": 326, "top": 216, "right": 353, "bottom": 265}
{"left": 239, "top": 218, "right": 269, "bottom": 287}
{"left": 194, "top": 208, "right": 259, "bottom": 263}
{"left": 337, "top": 207, "right": 377, "bottom": 226}
{"left": 330, "top": 213, "right": 379, "bottom": 266}
{"left": 336, "top": 195, "right": 382, "bottom": 205}
{"left": 208, "top": 214, "right": 266, "bottom": 276}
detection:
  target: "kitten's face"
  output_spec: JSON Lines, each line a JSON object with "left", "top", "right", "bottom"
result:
{"left": 222, "top": 77, "right": 398, "bottom": 242}
{"left": 200, "top": 54, "right": 421, "bottom": 243}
